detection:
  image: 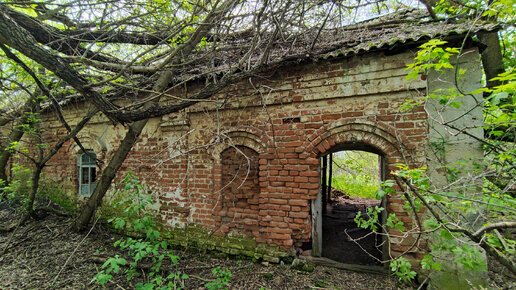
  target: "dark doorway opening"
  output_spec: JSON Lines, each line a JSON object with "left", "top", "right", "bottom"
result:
{"left": 315, "top": 149, "right": 385, "bottom": 266}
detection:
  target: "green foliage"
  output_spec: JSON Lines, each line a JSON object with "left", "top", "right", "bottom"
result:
{"left": 94, "top": 255, "right": 127, "bottom": 284}
{"left": 330, "top": 151, "right": 380, "bottom": 199}
{"left": 484, "top": 69, "right": 516, "bottom": 142}
{"left": 385, "top": 213, "right": 405, "bottom": 232}
{"left": 421, "top": 254, "right": 441, "bottom": 271}
{"left": 406, "top": 39, "right": 460, "bottom": 80}
{"left": 205, "top": 266, "right": 232, "bottom": 290}
{"left": 390, "top": 257, "right": 416, "bottom": 282}
{"left": 434, "top": 0, "right": 515, "bottom": 26}
{"left": 486, "top": 234, "right": 516, "bottom": 255}
{"left": 430, "top": 228, "right": 487, "bottom": 272}
{"left": 395, "top": 165, "right": 429, "bottom": 191}
{"left": 354, "top": 206, "right": 384, "bottom": 232}
{"left": 39, "top": 179, "right": 79, "bottom": 212}
{"left": 93, "top": 172, "right": 188, "bottom": 289}
{"left": 2, "top": 162, "right": 31, "bottom": 201}
{"left": 331, "top": 175, "right": 379, "bottom": 199}
{"left": 0, "top": 49, "right": 40, "bottom": 110}
{"left": 374, "top": 180, "right": 395, "bottom": 199}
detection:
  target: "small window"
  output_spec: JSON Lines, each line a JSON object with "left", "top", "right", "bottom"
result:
{"left": 77, "top": 150, "right": 97, "bottom": 196}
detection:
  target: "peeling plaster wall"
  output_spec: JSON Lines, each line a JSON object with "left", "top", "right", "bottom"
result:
{"left": 38, "top": 49, "right": 482, "bottom": 262}
{"left": 425, "top": 48, "right": 488, "bottom": 289}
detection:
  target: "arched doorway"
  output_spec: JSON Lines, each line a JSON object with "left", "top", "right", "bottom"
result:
{"left": 313, "top": 144, "right": 387, "bottom": 267}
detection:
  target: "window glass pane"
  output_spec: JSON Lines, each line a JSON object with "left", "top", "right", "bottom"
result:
{"left": 78, "top": 150, "right": 97, "bottom": 196}
{"left": 81, "top": 151, "right": 96, "bottom": 165}
{"left": 81, "top": 167, "right": 90, "bottom": 184}
{"left": 80, "top": 185, "right": 89, "bottom": 196}
{"left": 90, "top": 167, "right": 96, "bottom": 182}
{"left": 90, "top": 181, "right": 97, "bottom": 195}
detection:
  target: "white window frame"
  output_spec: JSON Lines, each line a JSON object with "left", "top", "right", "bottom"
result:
{"left": 77, "top": 150, "right": 97, "bottom": 196}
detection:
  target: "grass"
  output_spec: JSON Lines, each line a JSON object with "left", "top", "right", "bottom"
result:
{"left": 331, "top": 175, "right": 379, "bottom": 199}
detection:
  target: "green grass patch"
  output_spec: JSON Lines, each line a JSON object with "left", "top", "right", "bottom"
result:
{"left": 331, "top": 175, "right": 379, "bottom": 199}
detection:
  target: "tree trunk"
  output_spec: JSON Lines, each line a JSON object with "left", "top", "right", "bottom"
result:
{"left": 0, "top": 127, "right": 24, "bottom": 190}
{"left": 0, "top": 93, "right": 38, "bottom": 191}
{"left": 25, "top": 165, "right": 42, "bottom": 213}
{"left": 73, "top": 71, "right": 173, "bottom": 231}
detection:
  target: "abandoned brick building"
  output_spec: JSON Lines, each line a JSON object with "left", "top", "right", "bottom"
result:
{"left": 37, "top": 11, "right": 493, "bottom": 267}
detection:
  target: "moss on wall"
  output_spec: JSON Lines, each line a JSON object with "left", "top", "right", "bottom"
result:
{"left": 162, "top": 225, "right": 290, "bottom": 263}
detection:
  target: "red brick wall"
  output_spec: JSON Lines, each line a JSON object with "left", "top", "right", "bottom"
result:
{"left": 216, "top": 145, "right": 260, "bottom": 237}
{"left": 39, "top": 50, "right": 431, "bottom": 260}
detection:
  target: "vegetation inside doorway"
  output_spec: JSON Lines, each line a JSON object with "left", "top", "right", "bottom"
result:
{"left": 320, "top": 150, "right": 384, "bottom": 266}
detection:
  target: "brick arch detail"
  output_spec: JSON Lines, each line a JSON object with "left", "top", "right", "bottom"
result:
{"left": 67, "top": 130, "right": 111, "bottom": 167}
{"left": 305, "top": 120, "right": 406, "bottom": 162}
{"left": 216, "top": 145, "right": 261, "bottom": 237}
{"left": 69, "top": 139, "right": 102, "bottom": 155}
{"left": 209, "top": 127, "right": 272, "bottom": 160}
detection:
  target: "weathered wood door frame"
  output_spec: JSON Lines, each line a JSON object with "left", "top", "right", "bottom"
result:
{"left": 311, "top": 187, "right": 323, "bottom": 256}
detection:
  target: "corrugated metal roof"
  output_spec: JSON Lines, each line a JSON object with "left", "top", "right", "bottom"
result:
{"left": 317, "top": 18, "right": 499, "bottom": 59}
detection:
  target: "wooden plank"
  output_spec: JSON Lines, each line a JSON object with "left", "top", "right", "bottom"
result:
{"left": 328, "top": 153, "right": 333, "bottom": 203}
{"left": 300, "top": 256, "right": 388, "bottom": 275}
{"left": 311, "top": 190, "right": 323, "bottom": 257}
{"left": 379, "top": 155, "right": 389, "bottom": 262}
{"left": 321, "top": 156, "right": 327, "bottom": 214}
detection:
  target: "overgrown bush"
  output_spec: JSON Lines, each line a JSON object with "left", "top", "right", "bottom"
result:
{"left": 93, "top": 172, "right": 189, "bottom": 289}
{"left": 2, "top": 162, "right": 31, "bottom": 201}
{"left": 39, "top": 178, "right": 79, "bottom": 212}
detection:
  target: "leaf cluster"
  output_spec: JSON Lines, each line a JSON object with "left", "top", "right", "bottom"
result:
{"left": 93, "top": 172, "right": 188, "bottom": 289}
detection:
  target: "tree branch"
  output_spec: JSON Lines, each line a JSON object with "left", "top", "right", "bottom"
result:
{"left": 473, "top": 222, "right": 516, "bottom": 239}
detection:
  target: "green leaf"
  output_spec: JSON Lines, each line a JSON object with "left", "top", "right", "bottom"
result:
{"left": 440, "top": 229, "right": 453, "bottom": 240}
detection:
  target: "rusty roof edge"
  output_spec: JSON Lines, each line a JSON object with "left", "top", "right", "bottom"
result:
{"left": 316, "top": 22, "right": 501, "bottom": 60}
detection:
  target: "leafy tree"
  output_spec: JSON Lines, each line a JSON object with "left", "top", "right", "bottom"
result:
{"left": 331, "top": 151, "right": 380, "bottom": 199}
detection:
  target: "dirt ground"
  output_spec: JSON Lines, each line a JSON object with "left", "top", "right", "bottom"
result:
{"left": 0, "top": 198, "right": 512, "bottom": 289}
{"left": 0, "top": 199, "right": 404, "bottom": 289}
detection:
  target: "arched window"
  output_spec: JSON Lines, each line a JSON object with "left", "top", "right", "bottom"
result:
{"left": 77, "top": 150, "right": 97, "bottom": 196}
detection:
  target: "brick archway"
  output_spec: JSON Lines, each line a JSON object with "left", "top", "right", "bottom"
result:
{"left": 299, "top": 121, "right": 407, "bottom": 202}
{"left": 216, "top": 145, "right": 260, "bottom": 237}
{"left": 301, "top": 121, "right": 412, "bottom": 262}
{"left": 209, "top": 130, "right": 267, "bottom": 160}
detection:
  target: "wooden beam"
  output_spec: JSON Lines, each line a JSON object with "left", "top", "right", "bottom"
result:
{"left": 299, "top": 256, "right": 388, "bottom": 274}
{"left": 328, "top": 153, "right": 333, "bottom": 203}
{"left": 321, "top": 155, "right": 327, "bottom": 214}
